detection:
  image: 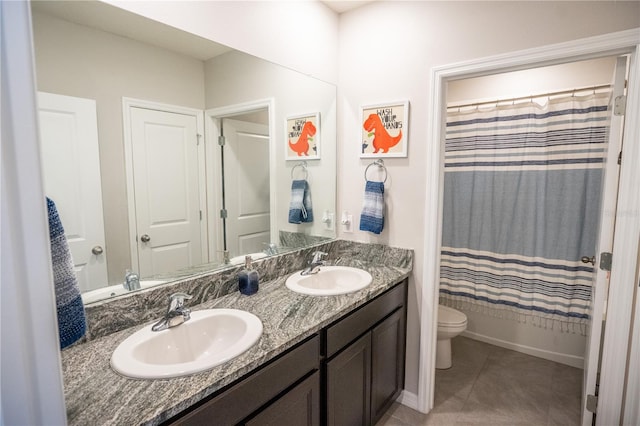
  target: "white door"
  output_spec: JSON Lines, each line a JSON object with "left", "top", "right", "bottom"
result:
{"left": 38, "top": 92, "right": 108, "bottom": 293}
{"left": 222, "top": 119, "right": 270, "bottom": 257}
{"left": 581, "top": 55, "right": 627, "bottom": 426}
{"left": 130, "top": 107, "right": 202, "bottom": 277}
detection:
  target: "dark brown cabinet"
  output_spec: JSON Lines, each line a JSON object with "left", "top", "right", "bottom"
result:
{"left": 325, "top": 282, "right": 407, "bottom": 426}
{"left": 167, "top": 336, "right": 320, "bottom": 426}
{"left": 167, "top": 279, "right": 407, "bottom": 426}
{"left": 371, "top": 309, "right": 405, "bottom": 423}
{"left": 326, "top": 333, "right": 372, "bottom": 426}
{"left": 246, "top": 372, "right": 320, "bottom": 426}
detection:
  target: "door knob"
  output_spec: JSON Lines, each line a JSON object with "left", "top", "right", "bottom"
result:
{"left": 140, "top": 234, "right": 151, "bottom": 243}
{"left": 92, "top": 245, "right": 104, "bottom": 255}
{"left": 581, "top": 256, "right": 596, "bottom": 266}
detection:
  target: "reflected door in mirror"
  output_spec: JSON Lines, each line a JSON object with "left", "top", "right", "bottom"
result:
{"left": 38, "top": 92, "right": 108, "bottom": 292}
{"left": 130, "top": 107, "right": 204, "bottom": 277}
{"left": 223, "top": 118, "right": 270, "bottom": 257}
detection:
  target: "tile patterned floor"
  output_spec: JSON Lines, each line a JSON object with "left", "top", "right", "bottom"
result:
{"left": 377, "top": 337, "right": 583, "bottom": 426}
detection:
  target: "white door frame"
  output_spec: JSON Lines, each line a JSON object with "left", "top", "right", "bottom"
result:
{"left": 205, "top": 99, "right": 276, "bottom": 263}
{"left": 418, "top": 28, "right": 640, "bottom": 423}
{"left": 122, "top": 98, "right": 207, "bottom": 274}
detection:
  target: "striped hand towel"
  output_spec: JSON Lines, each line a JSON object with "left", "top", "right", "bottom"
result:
{"left": 47, "top": 197, "right": 86, "bottom": 348}
{"left": 288, "top": 180, "right": 314, "bottom": 224}
{"left": 359, "top": 180, "right": 384, "bottom": 234}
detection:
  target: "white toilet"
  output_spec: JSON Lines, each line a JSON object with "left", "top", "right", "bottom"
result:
{"left": 436, "top": 305, "right": 468, "bottom": 369}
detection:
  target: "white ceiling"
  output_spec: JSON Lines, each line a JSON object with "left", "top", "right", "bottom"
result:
{"left": 31, "top": 0, "right": 377, "bottom": 61}
{"left": 31, "top": 1, "right": 232, "bottom": 61}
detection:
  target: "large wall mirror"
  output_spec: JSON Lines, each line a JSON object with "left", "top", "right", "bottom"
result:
{"left": 31, "top": 1, "right": 337, "bottom": 304}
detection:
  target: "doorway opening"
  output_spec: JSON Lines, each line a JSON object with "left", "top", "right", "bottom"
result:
{"left": 418, "top": 30, "right": 640, "bottom": 426}
{"left": 432, "top": 55, "right": 625, "bottom": 425}
{"left": 206, "top": 99, "right": 276, "bottom": 265}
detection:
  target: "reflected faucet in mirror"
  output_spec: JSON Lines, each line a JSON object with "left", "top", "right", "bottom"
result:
{"left": 124, "top": 270, "right": 140, "bottom": 291}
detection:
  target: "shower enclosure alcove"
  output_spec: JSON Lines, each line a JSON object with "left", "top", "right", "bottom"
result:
{"left": 435, "top": 55, "right": 627, "bottom": 423}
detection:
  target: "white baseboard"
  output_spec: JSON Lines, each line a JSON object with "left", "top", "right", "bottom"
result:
{"left": 396, "top": 390, "right": 419, "bottom": 411}
{"left": 462, "top": 330, "right": 584, "bottom": 368}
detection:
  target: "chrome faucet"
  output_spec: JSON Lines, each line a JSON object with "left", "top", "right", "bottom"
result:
{"left": 300, "top": 251, "right": 328, "bottom": 275}
{"left": 124, "top": 270, "right": 140, "bottom": 291}
{"left": 151, "top": 293, "right": 193, "bottom": 332}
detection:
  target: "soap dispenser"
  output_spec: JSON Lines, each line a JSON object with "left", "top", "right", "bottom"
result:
{"left": 238, "top": 255, "right": 259, "bottom": 296}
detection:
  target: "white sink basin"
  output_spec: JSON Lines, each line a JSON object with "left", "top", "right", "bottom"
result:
{"left": 285, "top": 266, "right": 372, "bottom": 296}
{"left": 111, "top": 309, "right": 263, "bottom": 379}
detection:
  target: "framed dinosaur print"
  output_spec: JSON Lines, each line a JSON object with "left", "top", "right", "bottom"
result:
{"left": 285, "top": 112, "right": 320, "bottom": 160}
{"left": 360, "top": 100, "right": 409, "bottom": 158}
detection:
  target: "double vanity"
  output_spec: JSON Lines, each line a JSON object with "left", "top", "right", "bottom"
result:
{"left": 61, "top": 240, "right": 412, "bottom": 425}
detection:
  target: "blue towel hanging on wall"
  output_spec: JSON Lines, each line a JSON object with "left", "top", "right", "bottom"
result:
{"left": 359, "top": 180, "right": 385, "bottom": 234}
{"left": 47, "top": 197, "right": 86, "bottom": 348}
{"left": 288, "top": 180, "right": 314, "bottom": 224}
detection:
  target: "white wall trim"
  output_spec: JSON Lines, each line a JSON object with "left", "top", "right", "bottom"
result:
{"left": 396, "top": 390, "right": 419, "bottom": 411}
{"left": 419, "top": 28, "right": 640, "bottom": 416}
{"left": 121, "top": 97, "right": 206, "bottom": 273}
{"left": 461, "top": 331, "right": 584, "bottom": 369}
{"left": 205, "top": 98, "right": 276, "bottom": 261}
{"left": 0, "top": 2, "right": 67, "bottom": 423}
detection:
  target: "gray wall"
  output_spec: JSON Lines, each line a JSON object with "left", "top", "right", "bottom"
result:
{"left": 33, "top": 12, "right": 206, "bottom": 284}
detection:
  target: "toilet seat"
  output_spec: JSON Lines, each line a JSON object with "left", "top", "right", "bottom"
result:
{"left": 438, "top": 305, "right": 467, "bottom": 328}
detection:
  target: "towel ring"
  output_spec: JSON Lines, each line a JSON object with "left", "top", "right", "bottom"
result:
{"left": 364, "top": 159, "right": 387, "bottom": 183}
{"left": 291, "top": 161, "right": 308, "bottom": 180}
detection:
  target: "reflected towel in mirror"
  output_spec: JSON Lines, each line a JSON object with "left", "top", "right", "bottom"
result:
{"left": 359, "top": 181, "right": 385, "bottom": 234}
{"left": 47, "top": 197, "right": 86, "bottom": 348}
{"left": 288, "top": 180, "right": 314, "bottom": 224}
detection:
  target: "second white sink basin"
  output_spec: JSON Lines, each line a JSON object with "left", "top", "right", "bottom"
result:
{"left": 111, "top": 309, "right": 263, "bottom": 379}
{"left": 285, "top": 266, "right": 372, "bottom": 296}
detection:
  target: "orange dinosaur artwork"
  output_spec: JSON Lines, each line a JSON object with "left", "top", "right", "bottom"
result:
{"left": 288, "top": 121, "right": 317, "bottom": 157}
{"left": 363, "top": 113, "right": 403, "bottom": 154}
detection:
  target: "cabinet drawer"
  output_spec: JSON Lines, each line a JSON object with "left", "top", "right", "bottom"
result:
{"left": 170, "top": 335, "right": 320, "bottom": 426}
{"left": 325, "top": 281, "right": 406, "bottom": 358}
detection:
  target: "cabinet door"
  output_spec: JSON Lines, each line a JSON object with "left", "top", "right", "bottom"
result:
{"left": 245, "top": 372, "right": 319, "bottom": 426}
{"left": 170, "top": 336, "right": 319, "bottom": 425}
{"left": 327, "top": 333, "right": 371, "bottom": 426}
{"left": 370, "top": 309, "right": 405, "bottom": 424}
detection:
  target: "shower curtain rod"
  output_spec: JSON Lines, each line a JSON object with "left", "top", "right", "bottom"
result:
{"left": 447, "top": 83, "right": 612, "bottom": 110}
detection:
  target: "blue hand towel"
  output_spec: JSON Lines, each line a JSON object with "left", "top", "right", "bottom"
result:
{"left": 359, "top": 180, "right": 385, "bottom": 234}
{"left": 288, "top": 180, "right": 314, "bottom": 224}
{"left": 47, "top": 197, "right": 86, "bottom": 349}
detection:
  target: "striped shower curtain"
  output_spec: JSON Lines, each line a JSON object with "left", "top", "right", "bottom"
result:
{"left": 439, "top": 93, "right": 611, "bottom": 333}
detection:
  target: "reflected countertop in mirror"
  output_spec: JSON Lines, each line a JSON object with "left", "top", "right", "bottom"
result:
{"left": 32, "top": 0, "right": 337, "bottom": 305}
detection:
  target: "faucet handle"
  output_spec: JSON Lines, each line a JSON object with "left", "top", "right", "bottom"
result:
{"left": 167, "top": 292, "right": 192, "bottom": 311}
{"left": 311, "top": 251, "right": 328, "bottom": 263}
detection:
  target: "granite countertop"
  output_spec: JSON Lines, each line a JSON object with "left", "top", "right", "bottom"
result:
{"left": 61, "top": 261, "right": 411, "bottom": 425}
